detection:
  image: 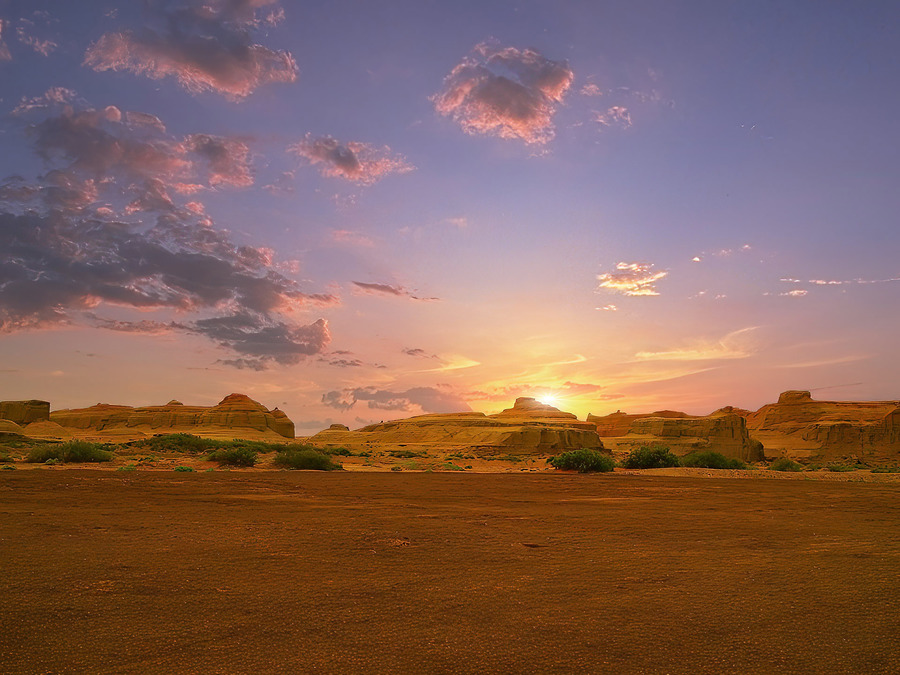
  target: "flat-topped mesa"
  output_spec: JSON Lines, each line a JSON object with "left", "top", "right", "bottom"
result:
{"left": 49, "top": 394, "right": 295, "bottom": 440}
{"left": 747, "top": 390, "right": 900, "bottom": 461}
{"left": 306, "top": 402, "right": 604, "bottom": 456}
{"left": 587, "top": 409, "right": 763, "bottom": 461}
{"left": 0, "top": 400, "right": 50, "bottom": 425}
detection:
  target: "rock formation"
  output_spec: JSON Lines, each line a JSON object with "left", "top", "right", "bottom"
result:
{"left": 588, "top": 409, "right": 763, "bottom": 462}
{"left": 0, "top": 419, "right": 25, "bottom": 437}
{"left": 0, "top": 400, "right": 50, "bottom": 425}
{"left": 307, "top": 397, "right": 604, "bottom": 455}
{"left": 745, "top": 391, "right": 900, "bottom": 462}
{"left": 49, "top": 394, "right": 295, "bottom": 440}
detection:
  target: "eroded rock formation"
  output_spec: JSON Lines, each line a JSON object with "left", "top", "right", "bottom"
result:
{"left": 0, "top": 400, "right": 50, "bottom": 425}
{"left": 307, "top": 397, "right": 604, "bottom": 455}
{"left": 49, "top": 394, "right": 295, "bottom": 440}
{"left": 746, "top": 391, "right": 900, "bottom": 462}
{"left": 588, "top": 409, "right": 763, "bottom": 462}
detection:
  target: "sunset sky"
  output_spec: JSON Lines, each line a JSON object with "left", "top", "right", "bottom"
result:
{"left": 1, "top": 0, "right": 899, "bottom": 431}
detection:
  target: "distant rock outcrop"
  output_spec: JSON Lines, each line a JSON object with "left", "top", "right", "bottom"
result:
{"left": 0, "top": 419, "right": 25, "bottom": 437}
{"left": 307, "top": 397, "right": 604, "bottom": 455}
{"left": 0, "top": 400, "right": 50, "bottom": 425}
{"left": 746, "top": 391, "right": 900, "bottom": 462}
{"left": 588, "top": 409, "right": 763, "bottom": 462}
{"left": 49, "top": 394, "right": 295, "bottom": 440}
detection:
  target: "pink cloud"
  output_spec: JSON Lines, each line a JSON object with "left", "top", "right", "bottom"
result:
{"left": 432, "top": 42, "right": 574, "bottom": 144}
{"left": 597, "top": 262, "right": 668, "bottom": 296}
{"left": 332, "top": 230, "right": 375, "bottom": 247}
{"left": 290, "top": 134, "right": 414, "bottom": 184}
{"left": 351, "top": 281, "right": 439, "bottom": 302}
{"left": 596, "top": 106, "right": 632, "bottom": 129}
{"left": 83, "top": 1, "right": 298, "bottom": 100}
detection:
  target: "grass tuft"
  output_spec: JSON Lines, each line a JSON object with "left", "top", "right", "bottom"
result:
{"left": 769, "top": 457, "right": 803, "bottom": 472}
{"left": 206, "top": 447, "right": 258, "bottom": 467}
{"left": 681, "top": 451, "right": 746, "bottom": 470}
{"left": 26, "top": 441, "right": 113, "bottom": 464}
{"left": 173, "top": 466, "right": 194, "bottom": 472}
{"left": 273, "top": 448, "right": 342, "bottom": 471}
{"left": 621, "top": 445, "right": 680, "bottom": 469}
{"left": 548, "top": 448, "right": 616, "bottom": 473}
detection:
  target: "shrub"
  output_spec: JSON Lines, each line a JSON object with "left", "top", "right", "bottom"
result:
{"left": 206, "top": 447, "right": 258, "bottom": 467}
{"left": 273, "top": 448, "right": 341, "bottom": 471}
{"left": 324, "top": 447, "right": 353, "bottom": 456}
{"left": 116, "top": 464, "right": 138, "bottom": 472}
{"left": 769, "top": 457, "right": 802, "bottom": 472}
{"left": 872, "top": 466, "right": 900, "bottom": 474}
{"left": 173, "top": 466, "right": 194, "bottom": 472}
{"left": 390, "top": 450, "right": 426, "bottom": 458}
{"left": 0, "top": 451, "right": 14, "bottom": 463}
{"left": 26, "top": 441, "right": 113, "bottom": 463}
{"left": 548, "top": 448, "right": 616, "bottom": 473}
{"left": 826, "top": 464, "right": 855, "bottom": 472}
{"left": 441, "top": 462, "right": 465, "bottom": 471}
{"left": 1, "top": 465, "right": 15, "bottom": 470}
{"left": 621, "top": 445, "right": 680, "bottom": 469}
{"left": 681, "top": 451, "right": 746, "bottom": 470}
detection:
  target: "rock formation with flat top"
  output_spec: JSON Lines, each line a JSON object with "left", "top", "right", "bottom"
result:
{"left": 0, "top": 400, "right": 50, "bottom": 425}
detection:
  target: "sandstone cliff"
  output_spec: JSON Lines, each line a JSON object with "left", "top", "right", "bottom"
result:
{"left": 49, "top": 394, "right": 295, "bottom": 440}
{"left": 0, "top": 400, "right": 50, "bottom": 425}
{"left": 307, "top": 397, "right": 604, "bottom": 455}
{"left": 746, "top": 390, "right": 900, "bottom": 462}
{"left": 588, "top": 410, "right": 763, "bottom": 462}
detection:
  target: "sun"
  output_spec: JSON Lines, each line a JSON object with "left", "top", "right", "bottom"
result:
{"left": 537, "top": 395, "right": 559, "bottom": 408}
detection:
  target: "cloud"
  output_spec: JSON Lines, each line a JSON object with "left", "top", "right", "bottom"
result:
{"left": 321, "top": 386, "right": 471, "bottom": 414}
{"left": 780, "top": 289, "right": 808, "bottom": 297}
{"left": 402, "top": 347, "right": 438, "bottom": 359}
{"left": 185, "top": 134, "right": 253, "bottom": 187}
{"left": 332, "top": 230, "right": 375, "bottom": 247}
{"left": 635, "top": 327, "right": 758, "bottom": 362}
{"left": 580, "top": 83, "right": 603, "bottom": 96}
{"left": 432, "top": 42, "right": 574, "bottom": 144}
{"left": 596, "top": 106, "right": 632, "bottom": 129}
{"left": 16, "top": 19, "right": 57, "bottom": 56}
{"left": 780, "top": 276, "right": 900, "bottom": 287}
{"left": 289, "top": 134, "right": 413, "bottom": 184}
{"left": 351, "top": 281, "right": 439, "bottom": 302}
{"left": 83, "top": 0, "right": 298, "bottom": 100}
{"left": 596, "top": 262, "right": 668, "bottom": 296}
{"left": 466, "top": 381, "right": 619, "bottom": 403}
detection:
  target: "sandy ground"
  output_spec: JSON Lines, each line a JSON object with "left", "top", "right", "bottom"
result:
{"left": 1, "top": 470, "right": 898, "bottom": 674}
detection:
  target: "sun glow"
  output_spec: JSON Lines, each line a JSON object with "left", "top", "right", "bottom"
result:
{"left": 538, "top": 395, "right": 559, "bottom": 407}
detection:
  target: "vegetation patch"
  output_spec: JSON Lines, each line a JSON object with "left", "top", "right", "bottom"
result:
{"left": 0, "top": 450, "right": 14, "bottom": 463}
{"left": 440, "top": 462, "right": 465, "bottom": 471}
{"left": 548, "top": 448, "right": 616, "bottom": 473}
{"left": 206, "top": 447, "right": 258, "bottom": 467}
{"left": 130, "top": 434, "right": 292, "bottom": 456}
{"left": 389, "top": 450, "right": 427, "bottom": 458}
{"left": 116, "top": 464, "right": 138, "bottom": 472}
{"left": 273, "top": 448, "right": 342, "bottom": 471}
{"left": 323, "top": 447, "right": 353, "bottom": 456}
{"left": 871, "top": 466, "right": 900, "bottom": 473}
{"left": 26, "top": 441, "right": 113, "bottom": 464}
{"left": 681, "top": 451, "right": 746, "bottom": 470}
{"left": 173, "top": 466, "right": 194, "bottom": 472}
{"left": 826, "top": 464, "right": 856, "bottom": 472}
{"left": 769, "top": 457, "right": 803, "bottom": 472}
{"left": 621, "top": 445, "right": 680, "bottom": 469}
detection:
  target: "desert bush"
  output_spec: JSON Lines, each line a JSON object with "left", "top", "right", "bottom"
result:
{"left": 390, "top": 449, "right": 426, "bottom": 458}
{"left": 173, "top": 465, "right": 194, "bottom": 472}
{"left": 324, "top": 447, "right": 352, "bottom": 456}
{"left": 621, "top": 445, "right": 680, "bottom": 469}
{"left": 441, "top": 462, "right": 465, "bottom": 471}
{"left": 26, "top": 441, "right": 113, "bottom": 464}
{"left": 206, "top": 447, "right": 258, "bottom": 467}
{"left": 826, "top": 464, "right": 855, "bottom": 472}
{"left": 2, "top": 465, "right": 15, "bottom": 470}
{"left": 116, "top": 464, "right": 138, "bottom": 472}
{"left": 0, "top": 450, "right": 14, "bottom": 463}
{"left": 273, "top": 448, "right": 341, "bottom": 471}
{"left": 769, "top": 457, "right": 802, "bottom": 472}
{"left": 681, "top": 451, "right": 746, "bottom": 470}
{"left": 548, "top": 448, "right": 616, "bottom": 473}
{"left": 872, "top": 466, "right": 900, "bottom": 473}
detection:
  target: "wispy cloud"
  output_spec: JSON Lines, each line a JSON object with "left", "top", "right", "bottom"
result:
{"left": 351, "top": 281, "right": 439, "bottom": 302}
{"left": 0, "top": 19, "right": 11, "bottom": 61}
{"left": 289, "top": 134, "right": 413, "bottom": 184}
{"left": 432, "top": 42, "right": 574, "bottom": 144}
{"left": 332, "top": 230, "right": 375, "bottom": 247}
{"left": 322, "top": 385, "right": 471, "bottom": 414}
{"left": 83, "top": 0, "right": 297, "bottom": 100}
{"left": 635, "top": 327, "right": 758, "bottom": 362}
{"left": 597, "top": 262, "right": 668, "bottom": 296}
{"left": 596, "top": 106, "right": 632, "bottom": 129}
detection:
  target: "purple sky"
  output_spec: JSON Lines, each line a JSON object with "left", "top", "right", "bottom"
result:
{"left": 1, "top": 0, "right": 899, "bottom": 431}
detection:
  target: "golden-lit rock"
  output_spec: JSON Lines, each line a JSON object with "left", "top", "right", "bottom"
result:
{"left": 22, "top": 420, "right": 74, "bottom": 440}
{"left": 588, "top": 410, "right": 763, "bottom": 462}
{"left": 0, "top": 400, "right": 50, "bottom": 425}
{"left": 50, "top": 394, "right": 295, "bottom": 440}
{"left": 306, "top": 400, "right": 604, "bottom": 455}
{"left": 746, "top": 391, "right": 900, "bottom": 462}
{"left": 0, "top": 419, "right": 25, "bottom": 436}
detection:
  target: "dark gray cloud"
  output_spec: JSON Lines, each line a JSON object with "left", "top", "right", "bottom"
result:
{"left": 352, "top": 281, "right": 439, "bottom": 301}
{"left": 84, "top": 0, "right": 297, "bottom": 100}
{"left": 433, "top": 42, "right": 574, "bottom": 144}
{"left": 321, "top": 386, "right": 470, "bottom": 414}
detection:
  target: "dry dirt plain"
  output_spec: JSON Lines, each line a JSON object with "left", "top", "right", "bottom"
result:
{"left": 1, "top": 470, "right": 898, "bottom": 674}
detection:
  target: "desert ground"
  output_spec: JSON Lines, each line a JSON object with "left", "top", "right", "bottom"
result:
{"left": 1, "top": 469, "right": 898, "bottom": 674}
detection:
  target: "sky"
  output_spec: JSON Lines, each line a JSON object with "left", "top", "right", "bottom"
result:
{"left": 1, "top": 0, "right": 899, "bottom": 432}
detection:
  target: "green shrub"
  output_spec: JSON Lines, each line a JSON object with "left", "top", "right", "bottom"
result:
{"left": 390, "top": 449, "right": 426, "bottom": 458}
{"left": 548, "top": 448, "right": 616, "bottom": 473}
{"left": 116, "top": 464, "right": 138, "bottom": 472}
{"left": 871, "top": 466, "right": 900, "bottom": 474}
{"left": 826, "top": 464, "right": 855, "bottom": 472}
{"left": 0, "top": 451, "right": 14, "bottom": 463}
{"left": 390, "top": 466, "right": 403, "bottom": 472}
{"left": 173, "top": 466, "right": 194, "bottom": 472}
{"left": 681, "top": 451, "right": 746, "bottom": 470}
{"left": 769, "top": 457, "right": 802, "bottom": 472}
{"left": 273, "top": 448, "right": 341, "bottom": 471}
{"left": 26, "top": 441, "right": 113, "bottom": 464}
{"left": 2, "top": 465, "right": 15, "bottom": 470}
{"left": 324, "top": 447, "right": 353, "bottom": 456}
{"left": 441, "top": 462, "right": 465, "bottom": 471}
{"left": 621, "top": 445, "right": 680, "bottom": 469}
{"left": 206, "top": 447, "right": 258, "bottom": 467}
